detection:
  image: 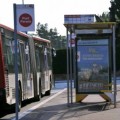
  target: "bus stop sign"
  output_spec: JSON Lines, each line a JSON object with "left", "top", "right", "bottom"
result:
{"left": 16, "top": 4, "right": 35, "bottom": 31}
{"left": 19, "top": 13, "right": 32, "bottom": 27}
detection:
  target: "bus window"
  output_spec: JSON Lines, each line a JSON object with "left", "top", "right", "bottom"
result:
{"left": 11, "top": 40, "right": 22, "bottom": 73}
{"left": 1, "top": 37, "right": 22, "bottom": 74}
{"left": 47, "top": 48, "right": 52, "bottom": 70}
{"left": 3, "top": 38, "right": 14, "bottom": 73}
{"left": 6, "top": 40, "right": 14, "bottom": 73}
{"left": 25, "top": 44, "right": 31, "bottom": 81}
{"left": 44, "top": 48, "right": 48, "bottom": 70}
{"left": 40, "top": 46, "right": 45, "bottom": 72}
{"left": 35, "top": 48, "right": 40, "bottom": 72}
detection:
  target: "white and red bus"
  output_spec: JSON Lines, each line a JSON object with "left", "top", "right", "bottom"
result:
{"left": 0, "top": 24, "right": 55, "bottom": 110}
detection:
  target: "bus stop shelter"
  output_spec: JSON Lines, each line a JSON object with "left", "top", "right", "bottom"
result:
{"left": 64, "top": 22, "right": 117, "bottom": 107}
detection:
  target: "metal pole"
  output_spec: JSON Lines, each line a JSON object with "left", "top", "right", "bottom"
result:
{"left": 73, "top": 39, "right": 76, "bottom": 89}
{"left": 13, "top": 4, "right": 19, "bottom": 120}
{"left": 70, "top": 32, "right": 73, "bottom": 104}
{"left": 67, "top": 27, "right": 70, "bottom": 106}
{"left": 22, "top": 0, "right": 24, "bottom": 4}
{"left": 113, "top": 24, "right": 116, "bottom": 108}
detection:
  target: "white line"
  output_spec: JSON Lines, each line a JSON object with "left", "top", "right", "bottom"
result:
{"left": 11, "top": 88, "right": 66, "bottom": 120}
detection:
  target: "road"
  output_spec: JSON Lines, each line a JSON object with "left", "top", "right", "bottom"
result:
{"left": 0, "top": 81, "right": 119, "bottom": 120}
{"left": 0, "top": 80, "right": 68, "bottom": 119}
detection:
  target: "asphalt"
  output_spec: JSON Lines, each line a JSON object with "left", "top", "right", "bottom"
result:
{"left": 15, "top": 89, "right": 120, "bottom": 120}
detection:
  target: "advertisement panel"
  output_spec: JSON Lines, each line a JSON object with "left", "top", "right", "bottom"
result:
{"left": 76, "top": 39, "right": 110, "bottom": 93}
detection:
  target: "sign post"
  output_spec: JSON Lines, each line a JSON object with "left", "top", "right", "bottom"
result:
{"left": 13, "top": 4, "right": 19, "bottom": 120}
{"left": 13, "top": 3, "right": 35, "bottom": 120}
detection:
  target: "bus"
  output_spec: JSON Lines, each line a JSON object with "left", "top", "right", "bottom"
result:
{"left": 0, "top": 24, "right": 55, "bottom": 110}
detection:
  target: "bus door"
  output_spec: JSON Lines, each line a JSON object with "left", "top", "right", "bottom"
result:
{"left": 35, "top": 47, "right": 41, "bottom": 94}
{"left": 39, "top": 46, "right": 48, "bottom": 93}
{"left": 40, "top": 46, "right": 45, "bottom": 93}
{"left": 44, "top": 47, "right": 49, "bottom": 90}
{"left": 19, "top": 41, "right": 33, "bottom": 99}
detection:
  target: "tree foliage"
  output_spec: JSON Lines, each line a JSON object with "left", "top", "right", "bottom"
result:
{"left": 36, "top": 22, "right": 66, "bottom": 50}
{"left": 99, "top": 0, "right": 120, "bottom": 22}
{"left": 109, "top": 0, "right": 120, "bottom": 71}
{"left": 99, "top": 12, "right": 109, "bottom": 22}
{"left": 98, "top": 0, "right": 120, "bottom": 71}
{"left": 109, "top": 0, "right": 120, "bottom": 21}
{"left": 109, "top": 1, "right": 116, "bottom": 21}
{"left": 114, "top": 0, "right": 120, "bottom": 19}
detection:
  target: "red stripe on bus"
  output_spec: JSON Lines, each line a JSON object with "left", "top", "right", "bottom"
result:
{"left": 0, "top": 33, "right": 5, "bottom": 88}
{"left": 0, "top": 24, "right": 28, "bottom": 38}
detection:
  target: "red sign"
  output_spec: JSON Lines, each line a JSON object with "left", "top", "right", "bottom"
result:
{"left": 19, "top": 13, "right": 32, "bottom": 27}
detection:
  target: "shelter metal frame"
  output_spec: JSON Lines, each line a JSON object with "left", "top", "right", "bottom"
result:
{"left": 64, "top": 22, "right": 117, "bottom": 108}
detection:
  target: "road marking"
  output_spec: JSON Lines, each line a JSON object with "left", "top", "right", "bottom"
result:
{"left": 11, "top": 88, "right": 66, "bottom": 120}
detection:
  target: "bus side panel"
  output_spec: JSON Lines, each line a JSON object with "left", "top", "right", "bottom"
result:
{"left": 0, "top": 33, "right": 6, "bottom": 104}
{"left": 0, "top": 33, "right": 5, "bottom": 89}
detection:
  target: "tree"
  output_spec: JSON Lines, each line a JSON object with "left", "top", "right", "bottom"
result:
{"left": 114, "top": 0, "right": 120, "bottom": 19}
{"left": 98, "top": 0, "right": 120, "bottom": 72}
{"left": 37, "top": 22, "right": 49, "bottom": 39}
{"left": 109, "top": 1, "right": 116, "bottom": 22}
{"left": 109, "top": 0, "right": 120, "bottom": 72}
{"left": 109, "top": 0, "right": 120, "bottom": 21}
{"left": 99, "top": 12, "right": 109, "bottom": 22}
{"left": 36, "top": 22, "right": 67, "bottom": 50}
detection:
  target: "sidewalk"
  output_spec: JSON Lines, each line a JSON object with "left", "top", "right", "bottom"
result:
{"left": 19, "top": 89, "right": 120, "bottom": 120}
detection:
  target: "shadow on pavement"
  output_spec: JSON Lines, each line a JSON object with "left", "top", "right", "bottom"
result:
{"left": 20, "top": 102, "right": 110, "bottom": 120}
{"left": 0, "top": 98, "right": 37, "bottom": 119}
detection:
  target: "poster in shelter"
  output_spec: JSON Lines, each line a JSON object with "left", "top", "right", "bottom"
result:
{"left": 77, "top": 39, "right": 110, "bottom": 93}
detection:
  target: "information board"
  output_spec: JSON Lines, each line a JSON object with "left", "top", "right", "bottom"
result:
{"left": 64, "top": 14, "right": 97, "bottom": 24}
{"left": 76, "top": 39, "right": 111, "bottom": 93}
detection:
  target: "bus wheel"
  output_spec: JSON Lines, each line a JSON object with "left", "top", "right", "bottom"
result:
{"left": 45, "top": 89, "right": 51, "bottom": 96}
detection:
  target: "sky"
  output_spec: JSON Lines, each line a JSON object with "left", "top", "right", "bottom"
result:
{"left": 0, "top": 0, "right": 111, "bottom": 36}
